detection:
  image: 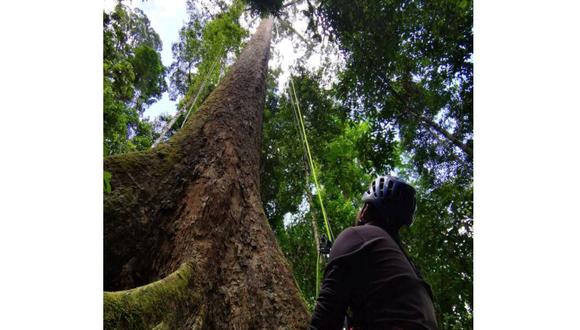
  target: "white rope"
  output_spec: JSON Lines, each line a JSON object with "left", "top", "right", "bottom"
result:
{"left": 152, "top": 57, "right": 220, "bottom": 147}
{"left": 180, "top": 58, "right": 219, "bottom": 128}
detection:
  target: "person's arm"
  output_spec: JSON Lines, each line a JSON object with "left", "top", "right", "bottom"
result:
{"left": 310, "top": 228, "right": 363, "bottom": 329}
{"left": 309, "top": 261, "right": 352, "bottom": 329}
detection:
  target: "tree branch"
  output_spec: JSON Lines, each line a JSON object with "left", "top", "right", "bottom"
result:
{"left": 282, "top": 0, "right": 304, "bottom": 9}
{"left": 382, "top": 78, "right": 473, "bottom": 159}
{"left": 278, "top": 18, "right": 316, "bottom": 52}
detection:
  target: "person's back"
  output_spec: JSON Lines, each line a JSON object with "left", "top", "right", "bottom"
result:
{"left": 309, "top": 225, "right": 437, "bottom": 329}
{"left": 310, "top": 176, "right": 438, "bottom": 329}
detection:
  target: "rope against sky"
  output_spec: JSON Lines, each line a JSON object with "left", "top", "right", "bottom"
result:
{"left": 152, "top": 57, "right": 220, "bottom": 147}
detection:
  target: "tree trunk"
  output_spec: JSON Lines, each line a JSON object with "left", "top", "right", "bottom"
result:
{"left": 104, "top": 17, "right": 309, "bottom": 329}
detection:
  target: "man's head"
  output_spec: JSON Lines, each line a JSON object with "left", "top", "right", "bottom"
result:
{"left": 358, "top": 176, "right": 417, "bottom": 230}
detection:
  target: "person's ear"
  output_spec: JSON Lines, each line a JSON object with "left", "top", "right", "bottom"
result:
{"left": 358, "top": 204, "right": 369, "bottom": 224}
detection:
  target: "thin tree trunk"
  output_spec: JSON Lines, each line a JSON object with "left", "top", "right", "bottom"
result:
{"left": 104, "top": 17, "right": 309, "bottom": 329}
{"left": 305, "top": 183, "right": 320, "bottom": 252}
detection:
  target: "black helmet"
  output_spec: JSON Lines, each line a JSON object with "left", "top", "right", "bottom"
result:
{"left": 362, "top": 176, "right": 417, "bottom": 227}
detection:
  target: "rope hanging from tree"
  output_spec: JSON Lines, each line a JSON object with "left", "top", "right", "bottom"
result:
{"left": 288, "top": 77, "right": 334, "bottom": 242}
{"left": 152, "top": 57, "right": 220, "bottom": 147}
{"left": 288, "top": 74, "right": 338, "bottom": 297}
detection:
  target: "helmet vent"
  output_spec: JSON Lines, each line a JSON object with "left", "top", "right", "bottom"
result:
{"left": 386, "top": 180, "right": 394, "bottom": 197}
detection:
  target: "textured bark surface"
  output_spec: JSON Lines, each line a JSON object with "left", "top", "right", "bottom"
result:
{"left": 104, "top": 18, "right": 309, "bottom": 329}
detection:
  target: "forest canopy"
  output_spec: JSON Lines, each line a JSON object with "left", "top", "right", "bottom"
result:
{"left": 103, "top": 0, "right": 473, "bottom": 328}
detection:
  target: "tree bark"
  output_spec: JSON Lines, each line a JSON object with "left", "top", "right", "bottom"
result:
{"left": 104, "top": 17, "right": 309, "bottom": 329}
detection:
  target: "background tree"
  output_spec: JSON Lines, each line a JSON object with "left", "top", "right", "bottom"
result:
{"left": 261, "top": 69, "right": 376, "bottom": 307}
{"left": 263, "top": 0, "right": 473, "bottom": 327}
{"left": 103, "top": 2, "right": 167, "bottom": 155}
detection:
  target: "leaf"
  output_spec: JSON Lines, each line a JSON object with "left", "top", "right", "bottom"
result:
{"left": 104, "top": 171, "right": 112, "bottom": 194}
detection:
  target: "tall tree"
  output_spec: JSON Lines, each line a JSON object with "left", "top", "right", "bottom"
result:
{"left": 104, "top": 17, "right": 309, "bottom": 328}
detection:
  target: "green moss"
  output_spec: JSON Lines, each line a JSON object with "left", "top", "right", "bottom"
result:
{"left": 104, "top": 263, "right": 199, "bottom": 329}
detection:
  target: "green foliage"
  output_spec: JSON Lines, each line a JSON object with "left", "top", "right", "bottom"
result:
{"left": 308, "top": 0, "right": 473, "bottom": 177}
{"left": 104, "top": 171, "right": 112, "bottom": 194}
{"left": 160, "top": 0, "right": 247, "bottom": 142}
{"left": 245, "top": 0, "right": 284, "bottom": 16}
{"left": 261, "top": 70, "right": 377, "bottom": 306}
{"left": 289, "top": 1, "right": 475, "bottom": 326}
{"left": 169, "top": 0, "right": 246, "bottom": 101}
{"left": 103, "top": 3, "right": 167, "bottom": 155}
{"left": 405, "top": 180, "right": 473, "bottom": 329}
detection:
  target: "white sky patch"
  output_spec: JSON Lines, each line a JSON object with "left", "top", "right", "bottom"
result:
{"left": 282, "top": 194, "right": 310, "bottom": 227}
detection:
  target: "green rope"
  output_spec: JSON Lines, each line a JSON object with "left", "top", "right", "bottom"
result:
{"left": 289, "top": 77, "right": 334, "bottom": 242}
{"left": 316, "top": 248, "right": 321, "bottom": 297}
{"left": 287, "top": 82, "right": 323, "bottom": 297}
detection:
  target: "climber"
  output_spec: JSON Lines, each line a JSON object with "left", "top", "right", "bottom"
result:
{"left": 310, "top": 176, "right": 438, "bottom": 330}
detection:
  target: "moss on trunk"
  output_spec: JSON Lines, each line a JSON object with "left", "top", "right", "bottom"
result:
{"left": 104, "top": 263, "right": 201, "bottom": 329}
{"left": 104, "top": 17, "right": 309, "bottom": 329}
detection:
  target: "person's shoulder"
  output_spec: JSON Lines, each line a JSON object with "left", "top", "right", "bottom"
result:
{"left": 353, "top": 224, "right": 387, "bottom": 235}
{"left": 344, "top": 224, "right": 392, "bottom": 240}
{"left": 328, "top": 227, "right": 362, "bottom": 259}
{"left": 330, "top": 226, "right": 386, "bottom": 260}
{"left": 334, "top": 226, "right": 361, "bottom": 240}
{"left": 334, "top": 225, "right": 388, "bottom": 242}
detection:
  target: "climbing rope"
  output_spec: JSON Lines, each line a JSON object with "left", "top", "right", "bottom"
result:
{"left": 288, "top": 76, "right": 336, "bottom": 298}
{"left": 274, "top": 20, "right": 324, "bottom": 299}
{"left": 180, "top": 58, "right": 220, "bottom": 128}
{"left": 287, "top": 75, "right": 323, "bottom": 297}
{"left": 152, "top": 57, "right": 220, "bottom": 147}
{"left": 288, "top": 77, "right": 334, "bottom": 242}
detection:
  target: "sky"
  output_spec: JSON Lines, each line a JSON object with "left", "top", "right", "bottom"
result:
{"left": 103, "top": 0, "right": 331, "bottom": 121}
